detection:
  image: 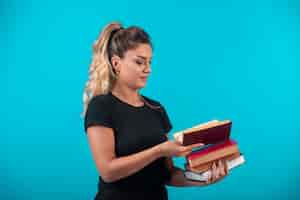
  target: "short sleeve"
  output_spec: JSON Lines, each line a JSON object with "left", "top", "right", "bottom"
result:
{"left": 160, "top": 105, "right": 173, "bottom": 133}
{"left": 84, "top": 96, "right": 113, "bottom": 133}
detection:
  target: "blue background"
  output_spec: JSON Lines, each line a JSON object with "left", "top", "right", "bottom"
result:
{"left": 1, "top": 0, "right": 299, "bottom": 199}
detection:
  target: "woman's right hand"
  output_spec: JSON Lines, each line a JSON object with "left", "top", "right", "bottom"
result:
{"left": 158, "top": 140, "right": 204, "bottom": 157}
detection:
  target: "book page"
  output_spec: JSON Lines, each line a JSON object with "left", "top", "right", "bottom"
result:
{"left": 183, "top": 120, "right": 231, "bottom": 134}
{"left": 173, "top": 119, "right": 220, "bottom": 137}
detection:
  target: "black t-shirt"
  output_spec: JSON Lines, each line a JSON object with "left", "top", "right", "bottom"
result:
{"left": 84, "top": 91, "right": 173, "bottom": 197}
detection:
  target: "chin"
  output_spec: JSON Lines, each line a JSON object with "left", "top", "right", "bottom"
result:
{"left": 138, "top": 85, "right": 146, "bottom": 89}
{"left": 137, "top": 82, "right": 147, "bottom": 89}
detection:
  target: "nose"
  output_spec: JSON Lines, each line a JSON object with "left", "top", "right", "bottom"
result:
{"left": 143, "top": 63, "right": 151, "bottom": 74}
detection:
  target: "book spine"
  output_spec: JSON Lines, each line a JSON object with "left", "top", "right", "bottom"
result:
{"left": 188, "top": 140, "right": 237, "bottom": 159}
{"left": 186, "top": 152, "right": 241, "bottom": 173}
{"left": 188, "top": 145, "right": 239, "bottom": 168}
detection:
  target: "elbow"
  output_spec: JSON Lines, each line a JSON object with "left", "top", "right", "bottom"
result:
{"left": 101, "top": 172, "right": 116, "bottom": 183}
{"left": 96, "top": 163, "right": 119, "bottom": 183}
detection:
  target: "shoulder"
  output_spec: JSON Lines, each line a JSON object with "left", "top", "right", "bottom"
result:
{"left": 88, "top": 93, "right": 113, "bottom": 107}
{"left": 141, "top": 94, "right": 163, "bottom": 107}
{"left": 84, "top": 93, "right": 114, "bottom": 132}
{"left": 141, "top": 94, "right": 173, "bottom": 133}
{"left": 85, "top": 93, "right": 114, "bottom": 116}
{"left": 141, "top": 94, "right": 161, "bottom": 105}
{"left": 141, "top": 94, "right": 170, "bottom": 114}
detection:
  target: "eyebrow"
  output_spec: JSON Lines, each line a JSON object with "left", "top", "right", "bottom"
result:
{"left": 136, "top": 55, "right": 152, "bottom": 60}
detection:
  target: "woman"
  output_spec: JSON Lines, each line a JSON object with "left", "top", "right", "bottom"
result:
{"left": 82, "top": 22, "right": 228, "bottom": 200}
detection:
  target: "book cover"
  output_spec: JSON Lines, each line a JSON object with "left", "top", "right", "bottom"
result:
{"left": 173, "top": 120, "right": 232, "bottom": 146}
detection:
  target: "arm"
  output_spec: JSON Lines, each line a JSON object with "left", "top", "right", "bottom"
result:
{"left": 87, "top": 125, "right": 162, "bottom": 183}
{"left": 164, "top": 134, "right": 227, "bottom": 187}
{"left": 163, "top": 134, "right": 207, "bottom": 187}
{"left": 165, "top": 158, "right": 208, "bottom": 187}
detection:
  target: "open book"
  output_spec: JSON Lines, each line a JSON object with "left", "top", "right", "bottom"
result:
{"left": 173, "top": 119, "right": 232, "bottom": 146}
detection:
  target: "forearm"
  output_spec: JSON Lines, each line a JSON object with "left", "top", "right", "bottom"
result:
{"left": 165, "top": 166, "right": 207, "bottom": 187}
{"left": 105, "top": 145, "right": 162, "bottom": 182}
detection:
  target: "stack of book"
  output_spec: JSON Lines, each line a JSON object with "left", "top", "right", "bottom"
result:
{"left": 173, "top": 119, "right": 245, "bottom": 182}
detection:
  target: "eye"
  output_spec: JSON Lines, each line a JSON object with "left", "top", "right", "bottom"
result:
{"left": 135, "top": 60, "right": 144, "bottom": 65}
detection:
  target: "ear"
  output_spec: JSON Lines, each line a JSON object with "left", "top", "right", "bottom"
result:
{"left": 110, "top": 55, "right": 121, "bottom": 72}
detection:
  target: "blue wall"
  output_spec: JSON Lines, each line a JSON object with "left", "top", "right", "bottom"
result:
{"left": 1, "top": 0, "right": 299, "bottom": 199}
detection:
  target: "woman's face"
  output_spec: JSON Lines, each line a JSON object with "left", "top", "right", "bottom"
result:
{"left": 112, "top": 43, "right": 152, "bottom": 90}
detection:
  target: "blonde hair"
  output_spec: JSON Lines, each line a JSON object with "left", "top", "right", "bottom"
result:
{"left": 81, "top": 21, "right": 159, "bottom": 118}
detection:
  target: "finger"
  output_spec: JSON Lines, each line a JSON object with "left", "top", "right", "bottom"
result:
{"left": 218, "top": 159, "right": 223, "bottom": 168}
{"left": 212, "top": 162, "right": 217, "bottom": 171}
{"left": 212, "top": 175, "right": 225, "bottom": 184}
{"left": 215, "top": 171, "right": 219, "bottom": 179}
{"left": 173, "top": 139, "right": 182, "bottom": 145}
{"left": 211, "top": 162, "right": 217, "bottom": 180}
{"left": 224, "top": 159, "right": 229, "bottom": 175}
{"left": 219, "top": 159, "right": 228, "bottom": 177}
{"left": 180, "top": 143, "right": 204, "bottom": 152}
{"left": 219, "top": 163, "right": 226, "bottom": 176}
{"left": 180, "top": 146, "right": 193, "bottom": 152}
{"left": 180, "top": 147, "right": 194, "bottom": 153}
{"left": 220, "top": 169, "right": 225, "bottom": 176}
{"left": 212, "top": 162, "right": 216, "bottom": 175}
{"left": 175, "top": 149, "right": 192, "bottom": 157}
{"left": 217, "top": 160, "right": 225, "bottom": 176}
{"left": 206, "top": 176, "right": 211, "bottom": 184}
{"left": 207, "top": 170, "right": 213, "bottom": 184}
{"left": 187, "top": 143, "right": 205, "bottom": 149}
{"left": 180, "top": 150, "right": 192, "bottom": 157}
{"left": 215, "top": 164, "right": 220, "bottom": 179}
{"left": 214, "top": 162, "right": 221, "bottom": 179}
{"left": 213, "top": 166, "right": 228, "bottom": 184}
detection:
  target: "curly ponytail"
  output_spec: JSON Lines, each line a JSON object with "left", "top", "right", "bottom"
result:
{"left": 81, "top": 22, "right": 122, "bottom": 117}
{"left": 81, "top": 21, "right": 155, "bottom": 118}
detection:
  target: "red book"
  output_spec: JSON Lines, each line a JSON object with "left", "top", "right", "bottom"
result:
{"left": 173, "top": 120, "right": 232, "bottom": 146}
{"left": 186, "top": 139, "right": 239, "bottom": 168}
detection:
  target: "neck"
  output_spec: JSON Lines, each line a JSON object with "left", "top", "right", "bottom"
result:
{"left": 111, "top": 83, "right": 143, "bottom": 106}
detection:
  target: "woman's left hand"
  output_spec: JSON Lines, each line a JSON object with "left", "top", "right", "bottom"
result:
{"left": 183, "top": 158, "right": 229, "bottom": 187}
{"left": 205, "top": 158, "right": 229, "bottom": 185}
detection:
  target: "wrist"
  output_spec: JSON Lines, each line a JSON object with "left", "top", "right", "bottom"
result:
{"left": 154, "top": 144, "right": 164, "bottom": 158}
